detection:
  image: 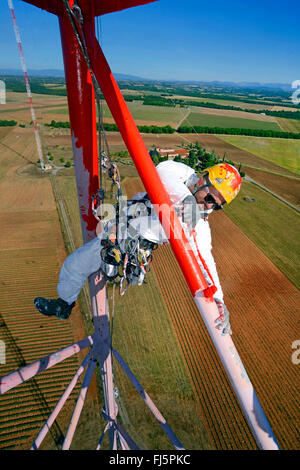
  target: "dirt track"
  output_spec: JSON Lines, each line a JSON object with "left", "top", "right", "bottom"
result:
{"left": 124, "top": 177, "right": 300, "bottom": 450}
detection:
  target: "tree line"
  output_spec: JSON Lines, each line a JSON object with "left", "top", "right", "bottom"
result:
{"left": 45, "top": 120, "right": 176, "bottom": 134}
{"left": 177, "top": 125, "right": 300, "bottom": 139}
{"left": 0, "top": 119, "right": 17, "bottom": 126}
{"left": 45, "top": 120, "right": 300, "bottom": 139}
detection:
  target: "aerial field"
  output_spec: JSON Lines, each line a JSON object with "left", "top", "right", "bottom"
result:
{"left": 276, "top": 117, "right": 300, "bottom": 133}
{"left": 182, "top": 111, "right": 281, "bottom": 131}
{"left": 178, "top": 132, "right": 299, "bottom": 174}
{"left": 219, "top": 135, "right": 300, "bottom": 174}
{"left": 52, "top": 165, "right": 213, "bottom": 450}
{"left": 3, "top": 91, "right": 300, "bottom": 141}
{"left": 123, "top": 177, "right": 300, "bottom": 450}
{"left": 45, "top": 100, "right": 186, "bottom": 127}
{"left": 0, "top": 127, "right": 102, "bottom": 450}
{"left": 169, "top": 94, "right": 299, "bottom": 112}
{"left": 0, "top": 89, "right": 299, "bottom": 449}
{"left": 185, "top": 104, "right": 279, "bottom": 122}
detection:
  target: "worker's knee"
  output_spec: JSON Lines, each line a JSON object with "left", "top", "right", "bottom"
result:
{"left": 61, "top": 237, "right": 103, "bottom": 281}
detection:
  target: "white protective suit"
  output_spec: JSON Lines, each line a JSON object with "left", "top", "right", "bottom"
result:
{"left": 57, "top": 160, "right": 223, "bottom": 304}
{"left": 155, "top": 160, "right": 223, "bottom": 301}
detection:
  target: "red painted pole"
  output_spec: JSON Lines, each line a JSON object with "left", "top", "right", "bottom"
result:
{"left": 58, "top": 6, "right": 118, "bottom": 449}
{"left": 58, "top": 5, "right": 99, "bottom": 243}
{"left": 85, "top": 37, "right": 209, "bottom": 297}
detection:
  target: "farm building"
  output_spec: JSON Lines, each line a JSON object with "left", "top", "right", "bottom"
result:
{"left": 151, "top": 147, "right": 189, "bottom": 159}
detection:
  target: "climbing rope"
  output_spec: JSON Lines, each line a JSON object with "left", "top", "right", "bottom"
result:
{"left": 62, "top": 0, "right": 121, "bottom": 204}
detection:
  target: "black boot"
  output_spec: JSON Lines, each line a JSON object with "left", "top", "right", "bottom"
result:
{"left": 34, "top": 297, "right": 75, "bottom": 320}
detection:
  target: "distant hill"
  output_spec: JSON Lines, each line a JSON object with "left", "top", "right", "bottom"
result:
{"left": 0, "top": 68, "right": 65, "bottom": 77}
{"left": 0, "top": 69, "right": 293, "bottom": 92}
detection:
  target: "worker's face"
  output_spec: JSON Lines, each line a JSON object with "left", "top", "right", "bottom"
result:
{"left": 193, "top": 178, "right": 226, "bottom": 213}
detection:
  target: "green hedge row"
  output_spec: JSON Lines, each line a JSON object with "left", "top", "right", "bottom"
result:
{"left": 45, "top": 120, "right": 300, "bottom": 139}
{"left": 0, "top": 120, "right": 17, "bottom": 126}
{"left": 177, "top": 125, "right": 300, "bottom": 139}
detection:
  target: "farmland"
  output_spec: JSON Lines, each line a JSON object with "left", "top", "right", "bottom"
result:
{"left": 219, "top": 135, "right": 300, "bottom": 174}
{"left": 182, "top": 112, "right": 281, "bottom": 131}
{"left": 123, "top": 177, "right": 300, "bottom": 450}
{"left": 277, "top": 118, "right": 300, "bottom": 133}
{"left": 0, "top": 127, "right": 103, "bottom": 450}
{"left": 0, "top": 80, "right": 299, "bottom": 450}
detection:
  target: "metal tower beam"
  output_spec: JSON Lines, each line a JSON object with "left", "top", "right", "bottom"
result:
{"left": 22, "top": 0, "right": 157, "bottom": 17}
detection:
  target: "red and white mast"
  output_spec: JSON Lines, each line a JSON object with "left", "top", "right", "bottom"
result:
{"left": 7, "top": 0, "right": 45, "bottom": 170}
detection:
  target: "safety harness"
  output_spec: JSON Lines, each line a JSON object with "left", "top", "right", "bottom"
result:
{"left": 93, "top": 186, "right": 158, "bottom": 296}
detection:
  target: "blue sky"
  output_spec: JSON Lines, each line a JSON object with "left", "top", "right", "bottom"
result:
{"left": 1, "top": 0, "right": 300, "bottom": 84}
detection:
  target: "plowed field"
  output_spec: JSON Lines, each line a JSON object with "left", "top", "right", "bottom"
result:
{"left": 124, "top": 177, "right": 300, "bottom": 450}
{"left": 0, "top": 127, "right": 99, "bottom": 450}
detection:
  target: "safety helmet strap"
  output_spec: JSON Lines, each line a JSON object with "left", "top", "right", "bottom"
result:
{"left": 191, "top": 177, "right": 213, "bottom": 197}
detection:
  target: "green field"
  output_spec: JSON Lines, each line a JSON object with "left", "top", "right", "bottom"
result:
{"left": 224, "top": 181, "right": 300, "bottom": 289}
{"left": 48, "top": 101, "right": 185, "bottom": 126}
{"left": 219, "top": 135, "right": 300, "bottom": 174}
{"left": 182, "top": 112, "right": 281, "bottom": 131}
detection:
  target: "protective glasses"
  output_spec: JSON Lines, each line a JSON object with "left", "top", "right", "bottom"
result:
{"left": 191, "top": 178, "right": 225, "bottom": 211}
{"left": 203, "top": 186, "right": 224, "bottom": 211}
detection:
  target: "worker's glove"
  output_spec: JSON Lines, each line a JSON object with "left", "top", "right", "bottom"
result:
{"left": 214, "top": 299, "right": 232, "bottom": 336}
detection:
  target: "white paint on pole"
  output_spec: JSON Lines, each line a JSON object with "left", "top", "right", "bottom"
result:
{"left": 7, "top": 0, "right": 45, "bottom": 170}
{"left": 0, "top": 341, "right": 5, "bottom": 365}
{"left": 193, "top": 292, "right": 280, "bottom": 450}
{"left": 0, "top": 80, "right": 6, "bottom": 104}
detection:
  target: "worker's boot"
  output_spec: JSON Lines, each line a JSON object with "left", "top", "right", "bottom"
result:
{"left": 34, "top": 297, "right": 75, "bottom": 320}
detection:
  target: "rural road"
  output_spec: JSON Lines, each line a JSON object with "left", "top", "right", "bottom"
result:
{"left": 177, "top": 109, "right": 191, "bottom": 128}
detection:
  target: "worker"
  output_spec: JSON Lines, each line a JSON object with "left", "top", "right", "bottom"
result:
{"left": 34, "top": 161, "right": 241, "bottom": 335}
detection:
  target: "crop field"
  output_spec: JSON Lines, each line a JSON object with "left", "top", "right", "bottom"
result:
{"left": 93, "top": 101, "right": 185, "bottom": 127}
{"left": 242, "top": 167, "right": 300, "bottom": 208}
{"left": 182, "top": 112, "right": 281, "bottom": 131}
{"left": 0, "top": 127, "right": 102, "bottom": 450}
{"left": 178, "top": 133, "right": 297, "bottom": 174}
{"left": 0, "top": 87, "right": 299, "bottom": 450}
{"left": 108, "top": 266, "right": 211, "bottom": 450}
{"left": 219, "top": 135, "right": 300, "bottom": 175}
{"left": 186, "top": 105, "right": 279, "bottom": 122}
{"left": 224, "top": 180, "right": 299, "bottom": 289}
{"left": 277, "top": 118, "right": 300, "bottom": 133}
{"left": 52, "top": 168, "right": 213, "bottom": 450}
{"left": 123, "top": 177, "right": 300, "bottom": 450}
{"left": 2, "top": 93, "right": 184, "bottom": 127}
{"left": 0, "top": 92, "right": 67, "bottom": 124}
{"left": 40, "top": 127, "right": 300, "bottom": 285}
{"left": 169, "top": 94, "right": 290, "bottom": 111}
{"left": 3, "top": 91, "right": 299, "bottom": 136}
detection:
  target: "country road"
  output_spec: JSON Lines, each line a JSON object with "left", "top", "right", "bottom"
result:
{"left": 244, "top": 175, "right": 300, "bottom": 213}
